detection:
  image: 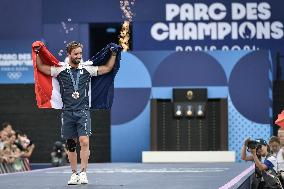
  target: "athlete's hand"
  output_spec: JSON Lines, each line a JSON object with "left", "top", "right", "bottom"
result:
{"left": 34, "top": 46, "right": 41, "bottom": 54}
{"left": 109, "top": 43, "right": 122, "bottom": 53}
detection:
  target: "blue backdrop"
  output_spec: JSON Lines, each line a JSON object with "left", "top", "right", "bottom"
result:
{"left": 0, "top": 0, "right": 283, "bottom": 76}
{"left": 111, "top": 50, "right": 272, "bottom": 162}
{"left": 0, "top": 0, "right": 279, "bottom": 162}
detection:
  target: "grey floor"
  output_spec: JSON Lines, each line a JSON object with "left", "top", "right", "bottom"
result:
{"left": 0, "top": 163, "right": 253, "bottom": 189}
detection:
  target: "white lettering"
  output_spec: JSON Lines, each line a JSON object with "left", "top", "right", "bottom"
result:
{"left": 208, "top": 3, "right": 226, "bottom": 20}
{"left": 180, "top": 4, "right": 194, "bottom": 21}
{"left": 184, "top": 46, "right": 193, "bottom": 51}
{"left": 246, "top": 3, "right": 258, "bottom": 20}
{"left": 231, "top": 22, "right": 238, "bottom": 39}
{"left": 184, "top": 23, "right": 198, "bottom": 40}
{"left": 175, "top": 46, "right": 184, "bottom": 51}
{"left": 18, "top": 53, "right": 31, "bottom": 60}
{"left": 198, "top": 23, "right": 217, "bottom": 40}
{"left": 151, "top": 2, "right": 283, "bottom": 42}
{"left": 194, "top": 3, "right": 209, "bottom": 20}
{"left": 258, "top": 2, "right": 271, "bottom": 20}
{"left": 232, "top": 3, "right": 246, "bottom": 20}
{"left": 169, "top": 23, "right": 184, "bottom": 40}
{"left": 218, "top": 22, "right": 232, "bottom": 39}
{"left": 166, "top": 4, "right": 180, "bottom": 21}
{"left": 151, "top": 23, "right": 169, "bottom": 41}
{"left": 256, "top": 22, "right": 270, "bottom": 39}
{"left": 271, "top": 21, "right": 284, "bottom": 39}
{"left": 0, "top": 54, "right": 17, "bottom": 60}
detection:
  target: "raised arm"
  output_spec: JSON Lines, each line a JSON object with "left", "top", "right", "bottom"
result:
{"left": 252, "top": 149, "right": 268, "bottom": 171}
{"left": 241, "top": 143, "right": 254, "bottom": 161}
{"left": 97, "top": 50, "right": 117, "bottom": 75}
{"left": 21, "top": 144, "right": 35, "bottom": 158}
{"left": 241, "top": 138, "right": 254, "bottom": 161}
{"left": 35, "top": 47, "right": 51, "bottom": 76}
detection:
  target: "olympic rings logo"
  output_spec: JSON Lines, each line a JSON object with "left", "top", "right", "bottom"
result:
{"left": 7, "top": 72, "right": 22, "bottom": 80}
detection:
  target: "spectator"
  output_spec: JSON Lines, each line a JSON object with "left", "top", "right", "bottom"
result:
{"left": 2, "top": 135, "right": 21, "bottom": 164}
{"left": 269, "top": 136, "right": 284, "bottom": 185}
{"left": 15, "top": 132, "right": 35, "bottom": 158}
{"left": 0, "top": 130, "right": 8, "bottom": 151}
{"left": 241, "top": 137, "right": 263, "bottom": 188}
{"left": 269, "top": 136, "right": 281, "bottom": 156}
{"left": 2, "top": 122, "right": 13, "bottom": 135}
{"left": 0, "top": 122, "right": 35, "bottom": 173}
{"left": 252, "top": 139, "right": 282, "bottom": 189}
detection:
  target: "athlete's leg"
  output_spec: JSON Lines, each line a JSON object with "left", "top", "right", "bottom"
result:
{"left": 61, "top": 111, "right": 80, "bottom": 185}
{"left": 76, "top": 109, "right": 92, "bottom": 172}
{"left": 76, "top": 109, "right": 92, "bottom": 184}
{"left": 66, "top": 138, "right": 78, "bottom": 172}
{"left": 79, "top": 136, "right": 90, "bottom": 171}
{"left": 65, "top": 138, "right": 80, "bottom": 185}
{"left": 78, "top": 136, "right": 89, "bottom": 184}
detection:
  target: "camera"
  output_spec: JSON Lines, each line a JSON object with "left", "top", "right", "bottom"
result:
{"left": 246, "top": 139, "right": 266, "bottom": 152}
{"left": 247, "top": 140, "right": 261, "bottom": 149}
{"left": 53, "top": 141, "right": 65, "bottom": 158}
{"left": 51, "top": 141, "right": 67, "bottom": 167}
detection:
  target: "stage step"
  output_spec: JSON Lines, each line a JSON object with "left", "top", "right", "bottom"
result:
{"left": 142, "top": 151, "right": 235, "bottom": 163}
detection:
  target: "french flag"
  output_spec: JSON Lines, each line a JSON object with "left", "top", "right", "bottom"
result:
{"left": 31, "top": 41, "right": 121, "bottom": 110}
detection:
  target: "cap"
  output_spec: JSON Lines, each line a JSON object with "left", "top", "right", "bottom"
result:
{"left": 255, "top": 139, "right": 267, "bottom": 146}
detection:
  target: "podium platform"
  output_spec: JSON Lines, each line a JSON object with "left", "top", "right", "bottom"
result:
{"left": 0, "top": 162, "right": 254, "bottom": 189}
{"left": 142, "top": 151, "right": 236, "bottom": 163}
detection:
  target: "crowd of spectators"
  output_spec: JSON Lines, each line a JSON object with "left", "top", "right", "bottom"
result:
{"left": 241, "top": 134, "right": 284, "bottom": 189}
{"left": 0, "top": 122, "right": 35, "bottom": 171}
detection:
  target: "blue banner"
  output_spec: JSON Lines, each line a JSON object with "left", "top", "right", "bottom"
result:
{"left": 0, "top": 40, "right": 34, "bottom": 84}
{"left": 133, "top": 1, "right": 284, "bottom": 51}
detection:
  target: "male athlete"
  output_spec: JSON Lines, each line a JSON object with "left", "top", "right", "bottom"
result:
{"left": 34, "top": 41, "right": 117, "bottom": 185}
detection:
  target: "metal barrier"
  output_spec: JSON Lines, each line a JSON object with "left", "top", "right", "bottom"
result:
{"left": 0, "top": 158, "right": 30, "bottom": 174}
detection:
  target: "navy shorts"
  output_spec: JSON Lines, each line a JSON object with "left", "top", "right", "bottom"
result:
{"left": 61, "top": 109, "right": 92, "bottom": 139}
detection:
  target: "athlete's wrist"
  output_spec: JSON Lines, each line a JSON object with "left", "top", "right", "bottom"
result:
{"left": 111, "top": 51, "right": 117, "bottom": 56}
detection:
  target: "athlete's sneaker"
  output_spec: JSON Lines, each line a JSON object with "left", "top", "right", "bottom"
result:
{"left": 79, "top": 171, "right": 88, "bottom": 184}
{"left": 67, "top": 173, "right": 80, "bottom": 185}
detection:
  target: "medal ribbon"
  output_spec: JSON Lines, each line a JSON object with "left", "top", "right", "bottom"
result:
{"left": 68, "top": 68, "right": 80, "bottom": 92}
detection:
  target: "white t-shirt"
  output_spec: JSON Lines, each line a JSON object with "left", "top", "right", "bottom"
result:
{"left": 276, "top": 149, "right": 284, "bottom": 171}
{"left": 264, "top": 155, "right": 277, "bottom": 172}
{"left": 0, "top": 141, "right": 4, "bottom": 151}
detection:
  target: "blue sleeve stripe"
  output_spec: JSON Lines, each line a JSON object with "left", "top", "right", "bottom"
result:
{"left": 264, "top": 159, "right": 274, "bottom": 170}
